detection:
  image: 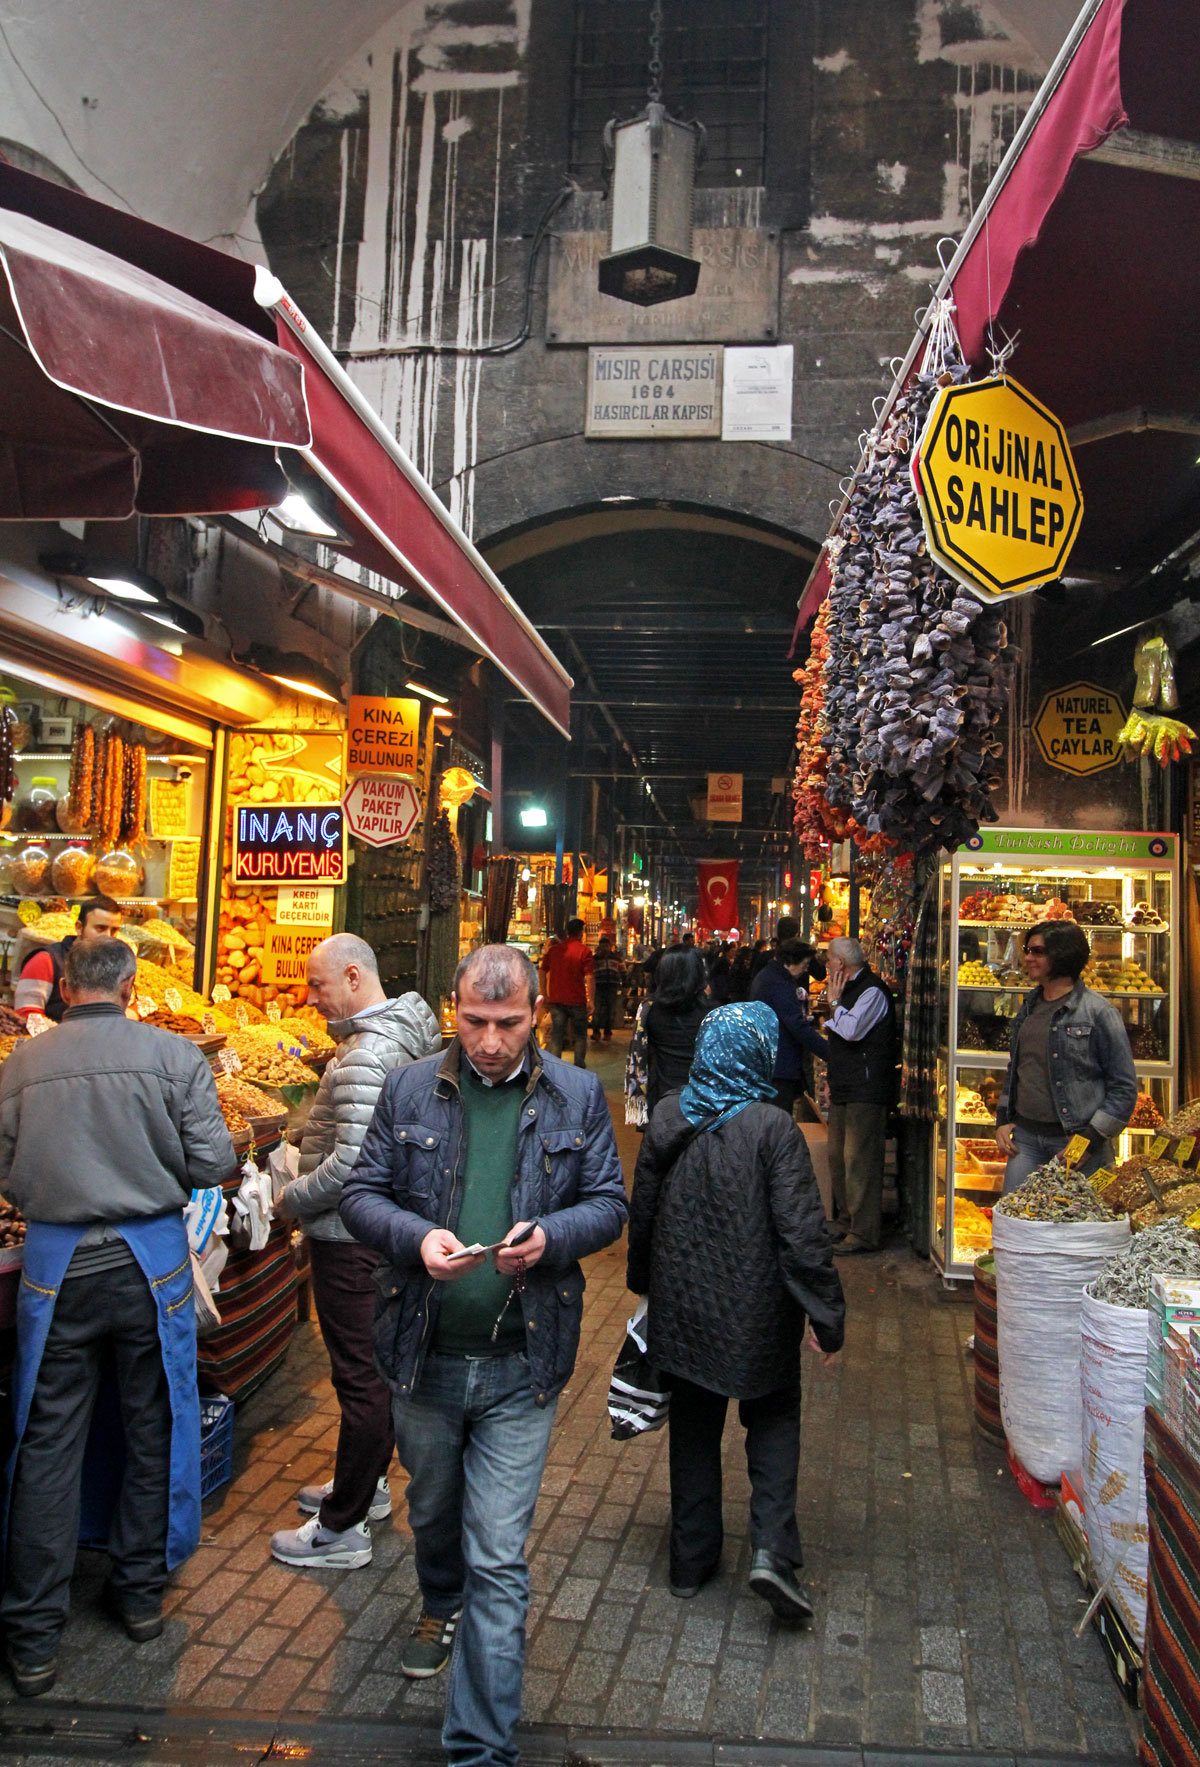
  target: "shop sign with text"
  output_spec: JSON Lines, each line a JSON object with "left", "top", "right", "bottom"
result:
{"left": 346, "top": 696, "right": 420, "bottom": 777}
{"left": 343, "top": 774, "right": 423, "bottom": 847}
{"left": 233, "top": 805, "right": 346, "bottom": 883}
{"left": 706, "top": 772, "right": 742, "bottom": 822}
{"left": 913, "top": 375, "right": 1082, "bottom": 600}
{"left": 275, "top": 886, "right": 335, "bottom": 930}
{"left": 964, "top": 828, "right": 1175, "bottom": 862}
{"left": 263, "top": 925, "right": 327, "bottom": 986}
{"left": 586, "top": 346, "right": 721, "bottom": 437}
{"left": 1033, "top": 682, "right": 1127, "bottom": 775}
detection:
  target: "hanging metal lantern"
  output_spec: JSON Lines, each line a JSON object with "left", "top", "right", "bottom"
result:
{"left": 598, "top": 3, "right": 704, "bottom": 307}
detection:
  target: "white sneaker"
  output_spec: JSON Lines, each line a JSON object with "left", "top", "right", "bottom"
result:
{"left": 297, "top": 1475, "right": 392, "bottom": 1523}
{"left": 270, "top": 1514, "right": 373, "bottom": 1569}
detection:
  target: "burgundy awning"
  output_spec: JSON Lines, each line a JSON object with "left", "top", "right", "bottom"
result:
{"left": 797, "top": 0, "right": 1200, "bottom": 622}
{"left": 0, "top": 174, "right": 308, "bottom": 518}
{"left": 260, "top": 278, "right": 572, "bottom": 739}
{"left": 0, "top": 161, "right": 571, "bottom": 734}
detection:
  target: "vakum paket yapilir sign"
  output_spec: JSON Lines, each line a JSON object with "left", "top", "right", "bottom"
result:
{"left": 585, "top": 347, "right": 721, "bottom": 437}
{"left": 1032, "top": 682, "right": 1127, "bottom": 775}
{"left": 912, "top": 375, "right": 1082, "bottom": 601}
{"left": 233, "top": 805, "right": 346, "bottom": 884}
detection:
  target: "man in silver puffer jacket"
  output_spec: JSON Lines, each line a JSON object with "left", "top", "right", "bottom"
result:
{"left": 270, "top": 933, "right": 440, "bottom": 1570}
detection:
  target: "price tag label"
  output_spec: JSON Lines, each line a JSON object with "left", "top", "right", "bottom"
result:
{"left": 235, "top": 1002, "right": 249, "bottom": 1028}
{"left": 218, "top": 1048, "right": 243, "bottom": 1075}
{"left": 1149, "top": 1136, "right": 1171, "bottom": 1161}
{"left": 1176, "top": 1136, "right": 1197, "bottom": 1166}
{"left": 137, "top": 997, "right": 158, "bottom": 1020}
{"left": 165, "top": 987, "right": 183, "bottom": 1013}
{"left": 1087, "top": 1168, "right": 1116, "bottom": 1195}
{"left": 266, "top": 1002, "right": 282, "bottom": 1024}
{"left": 25, "top": 1012, "right": 53, "bottom": 1037}
{"left": 1063, "top": 1134, "right": 1092, "bottom": 1168}
{"left": 211, "top": 984, "right": 231, "bottom": 1004}
{"left": 1187, "top": 1209, "right": 1200, "bottom": 1231}
{"left": 16, "top": 900, "right": 42, "bottom": 926}
{"left": 201, "top": 1011, "right": 217, "bottom": 1035}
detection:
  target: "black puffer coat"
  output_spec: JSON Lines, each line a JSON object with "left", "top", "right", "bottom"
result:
{"left": 627, "top": 1096, "right": 845, "bottom": 1399}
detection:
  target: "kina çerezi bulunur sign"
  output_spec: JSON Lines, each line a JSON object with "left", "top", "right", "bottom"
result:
{"left": 912, "top": 375, "right": 1082, "bottom": 600}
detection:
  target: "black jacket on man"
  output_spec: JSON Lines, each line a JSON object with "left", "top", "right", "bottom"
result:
{"left": 627, "top": 1096, "right": 844, "bottom": 1399}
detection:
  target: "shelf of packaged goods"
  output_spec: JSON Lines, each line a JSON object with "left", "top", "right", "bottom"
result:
{"left": 959, "top": 919, "right": 1169, "bottom": 935}
{"left": 0, "top": 833, "right": 200, "bottom": 843}
{"left": 954, "top": 1116, "right": 997, "bottom": 1130}
{"left": 953, "top": 1051, "right": 1173, "bottom": 1073}
{"left": 0, "top": 893, "right": 162, "bottom": 907}
{"left": 957, "top": 981, "right": 1164, "bottom": 997}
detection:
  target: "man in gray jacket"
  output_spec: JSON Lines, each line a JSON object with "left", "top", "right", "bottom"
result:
{"left": 0, "top": 937, "right": 235, "bottom": 1694}
{"left": 270, "top": 933, "right": 440, "bottom": 1570}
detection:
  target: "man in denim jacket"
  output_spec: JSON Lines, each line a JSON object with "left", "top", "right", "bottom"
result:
{"left": 341, "top": 944, "right": 626, "bottom": 1767}
{"left": 995, "top": 921, "right": 1137, "bottom": 1193}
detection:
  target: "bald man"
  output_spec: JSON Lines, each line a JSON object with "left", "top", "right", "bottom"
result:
{"left": 270, "top": 934, "right": 441, "bottom": 1569}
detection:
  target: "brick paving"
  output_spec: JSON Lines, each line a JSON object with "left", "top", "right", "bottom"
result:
{"left": 0, "top": 1036, "right": 1140, "bottom": 1761}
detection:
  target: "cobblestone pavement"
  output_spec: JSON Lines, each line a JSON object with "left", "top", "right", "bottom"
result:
{"left": 0, "top": 1036, "right": 1139, "bottom": 1761}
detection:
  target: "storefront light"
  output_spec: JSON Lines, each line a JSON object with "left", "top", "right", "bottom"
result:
{"left": 87, "top": 573, "right": 159, "bottom": 604}
{"left": 431, "top": 706, "right": 454, "bottom": 720}
{"left": 405, "top": 680, "right": 450, "bottom": 703}
{"left": 270, "top": 491, "right": 340, "bottom": 541}
{"left": 246, "top": 644, "right": 343, "bottom": 704}
{"left": 521, "top": 867, "right": 532, "bottom": 881}
{"left": 520, "top": 806, "right": 548, "bottom": 828}
{"left": 632, "top": 894, "right": 646, "bottom": 908}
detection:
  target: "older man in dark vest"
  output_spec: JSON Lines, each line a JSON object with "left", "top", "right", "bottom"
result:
{"left": 810, "top": 936, "right": 896, "bottom": 1256}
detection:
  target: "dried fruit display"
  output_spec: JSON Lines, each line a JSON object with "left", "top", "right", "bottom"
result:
{"left": 1127, "top": 901, "right": 1168, "bottom": 930}
{"left": 9, "top": 845, "right": 49, "bottom": 894}
{"left": 0, "top": 1006, "right": 28, "bottom": 1038}
{"left": 814, "top": 356, "right": 1017, "bottom": 856}
{"left": 1089, "top": 1217, "right": 1200, "bottom": 1308}
{"left": 223, "top": 1033, "right": 316, "bottom": 1088}
{"left": 995, "top": 1155, "right": 1117, "bottom": 1222}
{"left": 21, "top": 911, "right": 77, "bottom": 942}
{"left": 219, "top": 1100, "right": 251, "bottom": 1138}
{"left": 1132, "top": 1185, "right": 1200, "bottom": 1232}
{"left": 121, "top": 741, "right": 147, "bottom": 848}
{"left": 227, "top": 732, "right": 333, "bottom": 805}
{"left": 94, "top": 849, "right": 143, "bottom": 899}
{"left": 0, "top": 1033, "right": 24, "bottom": 1064}
{"left": 0, "top": 1196, "right": 26, "bottom": 1248}
{"left": 215, "top": 1072, "right": 285, "bottom": 1119}
{"left": 1129, "top": 1092, "right": 1164, "bottom": 1129}
{"left": 49, "top": 846, "right": 95, "bottom": 897}
{"left": 145, "top": 1010, "right": 206, "bottom": 1034}
{"left": 1072, "top": 899, "right": 1122, "bottom": 927}
{"left": 1101, "top": 1158, "right": 1191, "bottom": 1214}
{"left": 1164, "top": 1100, "right": 1200, "bottom": 1137}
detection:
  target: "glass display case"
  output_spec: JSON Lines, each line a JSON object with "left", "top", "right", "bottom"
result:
{"left": 933, "top": 828, "right": 1177, "bottom": 1279}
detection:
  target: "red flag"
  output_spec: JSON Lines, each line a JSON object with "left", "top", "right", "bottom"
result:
{"left": 697, "top": 860, "right": 739, "bottom": 934}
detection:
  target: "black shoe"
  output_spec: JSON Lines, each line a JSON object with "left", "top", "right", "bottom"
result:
{"left": 827, "top": 1220, "right": 850, "bottom": 1240}
{"left": 749, "top": 1550, "right": 814, "bottom": 1623}
{"left": 669, "top": 1564, "right": 717, "bottom": 1599}
{"left": 102, "top": 1582, "right": 163, "bottom": 1643}
{"left": 832, "top": 1236, "right": 874, "bottom": 1257}
{"left": 7, "top": 1651, "right": 57, "bottom": 1697}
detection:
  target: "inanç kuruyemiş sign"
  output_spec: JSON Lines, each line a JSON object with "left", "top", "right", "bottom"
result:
{"left": 1033, "top": 682, "right": 1127, "bottom": 775}
{"left": 234, "top": 805, "right": 346, "bottom": 883}
{"left": 912, "top": 375, "right": 1082, "bottom": 601}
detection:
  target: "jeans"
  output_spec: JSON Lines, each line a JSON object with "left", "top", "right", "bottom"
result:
{"left": 392, "top": 1351, "right": 557, "bottom": 1767}
{"left": 308, "top": 1238, "right": 394, "bottom": 1531}
{"left": 1002, "top": 1121, "right": 1114, "bottom": 1195}
{"left": 828, "top": 1101, "right": 889, "bottom": 1249}
{"left": 667, "top": 1374, "right": 803, "bottom": 1585}
{"left": 548, "top": 1003, "right": 589, "bottom": 1065}
{"left": 1, "top": 1263, "right": 172, "bottom": 1658}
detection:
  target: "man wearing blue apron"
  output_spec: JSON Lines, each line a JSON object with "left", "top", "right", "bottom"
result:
{"left": 0, "top": 937, "right": 235, "bottom": 1696}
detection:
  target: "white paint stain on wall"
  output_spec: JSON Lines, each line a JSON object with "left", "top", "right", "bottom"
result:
{"left": 813, "top": 49, "right": 855, "bottom": 74}
{"left": 876, "top": 161, "right": 908, "bottom": 195}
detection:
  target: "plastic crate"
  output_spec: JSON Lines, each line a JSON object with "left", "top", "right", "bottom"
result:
{"left": 199, "top": 1394, "right": 234, "bottom": 1498}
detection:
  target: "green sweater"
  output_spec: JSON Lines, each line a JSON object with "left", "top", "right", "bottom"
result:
{"left": 434, "top": 1066, "right": 527, "bottom": 1355}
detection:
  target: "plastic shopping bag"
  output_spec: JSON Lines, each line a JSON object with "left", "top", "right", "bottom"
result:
{"left": 608, "top": 1297, "right": 671, "bottom": 1441}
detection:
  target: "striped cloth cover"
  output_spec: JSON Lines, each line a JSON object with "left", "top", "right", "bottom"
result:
{"left": 1141, "top": 1408, "right": 1200, "bottom": 1765}
{"left": 973, "top": 1253, "right": 1005, "bottom": 1446}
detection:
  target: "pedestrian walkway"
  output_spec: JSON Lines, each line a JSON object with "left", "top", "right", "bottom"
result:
{"left": 0, "top": 1034, "right": 1139, "bottom": 1763}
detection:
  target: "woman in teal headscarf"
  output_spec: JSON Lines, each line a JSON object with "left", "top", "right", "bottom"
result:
{"left": 627, "top": 1003, "right": 845, "bottom": 1620}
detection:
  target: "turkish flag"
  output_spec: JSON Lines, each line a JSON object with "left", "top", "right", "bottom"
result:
{"left": 697, "top": 860, "right": 739, "bottom": 934}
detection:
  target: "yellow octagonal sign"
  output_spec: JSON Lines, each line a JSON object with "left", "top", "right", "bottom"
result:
{"left": 912, "top": 375, "right": 1082, "bottom": 601}
{"left": 1032, "top": 681, "right": 1127, "bottom": 776}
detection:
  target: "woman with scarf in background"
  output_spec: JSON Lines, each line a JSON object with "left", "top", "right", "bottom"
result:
{"left": 626, "top": 1003, "right": 845, "bottom": 1620}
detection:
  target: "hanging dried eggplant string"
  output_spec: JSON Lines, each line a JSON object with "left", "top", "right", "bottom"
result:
{"left": 817, "top": 312, "right": 1018, "bottom": 856}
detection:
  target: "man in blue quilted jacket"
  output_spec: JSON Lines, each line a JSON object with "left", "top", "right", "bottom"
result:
{"left": 341, "top": 944, "right": 626, "bottom": 1767}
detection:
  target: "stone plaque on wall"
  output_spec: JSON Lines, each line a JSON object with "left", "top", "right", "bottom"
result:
{"left": 585, "top": 346, "right": 722, "bottom": 438}
{"left": 548, "top": 228, "right": 780, "bottom": 345}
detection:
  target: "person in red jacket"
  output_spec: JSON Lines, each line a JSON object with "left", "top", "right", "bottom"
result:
{"left": 543, "top": 918, "right": 594, "bottom": 1066}
{"left": 14, "top": 897, "right": 123, "bottom": 1023}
